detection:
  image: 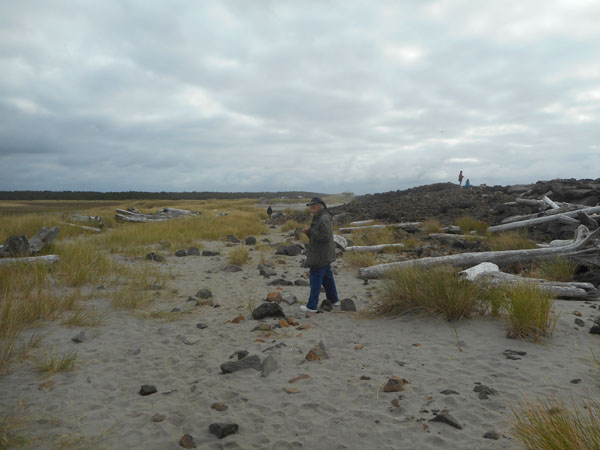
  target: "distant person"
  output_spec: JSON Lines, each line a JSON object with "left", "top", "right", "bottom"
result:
{"left": 458, "top": 170, "right": 464, "bottom": 186}
{"left": 267, "top": 205, "right": 273, "bottom": 219}
{"left": 301, "top": 198, "right": 339, "bottom": 313}
{"left": 464, "top": 178, "right": 471, "bottom": 187}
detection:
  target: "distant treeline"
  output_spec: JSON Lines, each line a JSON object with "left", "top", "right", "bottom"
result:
{"left": 0, "top": 191, "right": 324, "bottom": 201}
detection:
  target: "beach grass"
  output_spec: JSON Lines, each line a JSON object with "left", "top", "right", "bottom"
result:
{"left": 422, "top": 218, "right": 444, "bottom": 234}
{"left": 504, "top": 284, "right": 556, "bottom": 340}
{"left": 281, "top": 220, "right": 300, "bottom": 232}
{"left": 512, "top": 398, "right": 600, "bottom": 450}
{"left": 488, "top": 231, "right": 537, "bottom": 251}
{"left": 229, "top": 245, "right": 250, "bottom": 265}
{"left": 35, "top": 349, "right": 78, "bottom": 375}
{"left": 344, "top": 251, "right": 377, "bottom": 269}
{"left": 351, "top": 227, "right": 398, "bottom": 246}
{"left": 529, "top": 257, "right": 577, "bottom": 282}
{"left": 456, "top": 216, "right": 488, "bottom": 235}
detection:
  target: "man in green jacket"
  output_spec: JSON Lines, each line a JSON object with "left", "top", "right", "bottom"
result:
{"left": 300, "top": 197, "right": 339, "bottom": 312}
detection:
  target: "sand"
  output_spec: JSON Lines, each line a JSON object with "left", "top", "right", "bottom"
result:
{"left": 1, "top": 227, "right": 599, "bottom": 449}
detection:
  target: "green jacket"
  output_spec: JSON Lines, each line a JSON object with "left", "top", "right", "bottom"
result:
{"left": 306, "top": 209, "right": 336, "bottom": 268}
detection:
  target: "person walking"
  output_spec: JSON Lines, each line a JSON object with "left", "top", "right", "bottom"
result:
{"left": 267, "top": 205, "right": 273, "bottom": 219}
{"left": 458, "top": 170, "right": 464, "bottom": 186}
{"left": 301, "top": 197, "right": 339, "bottom": 312}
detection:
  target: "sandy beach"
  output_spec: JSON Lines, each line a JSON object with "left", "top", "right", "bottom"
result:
{"left": 1, "top": 223, "right": 598, "bottom": 450}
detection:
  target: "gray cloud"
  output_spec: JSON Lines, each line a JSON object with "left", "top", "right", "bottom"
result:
{"left": 1, "top": 0, "right": 599, "bottom": 194}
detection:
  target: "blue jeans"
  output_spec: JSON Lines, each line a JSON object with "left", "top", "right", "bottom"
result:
{"left": 307, "top": 264, "right": 339, "bottom": 310}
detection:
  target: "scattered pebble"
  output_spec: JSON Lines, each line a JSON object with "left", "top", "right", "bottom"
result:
{"left": 211, "top": 402, "right": 228, "bottom": 412}
{"left": 71, "top": 331, "right": 87, "bottom": 343}
{"left": 383, "top": 376, "right": 408, "bottom": 392}
{"left": 209, "top": 422, "right": 239, "bottom": 439}
{"left": 429, "top": 412, "right": 463, "bottom": 430}
{"left": 179, "top": 434, "right": 197, "bottom": 448}
{"left": 151, "top": 414, "right": 165, "bottom": 422}
{"left": 139, "top": 385, "right": 157, "bottom": 396}
{"left": 483, "top": 431, "right": 500, "bottom": 440}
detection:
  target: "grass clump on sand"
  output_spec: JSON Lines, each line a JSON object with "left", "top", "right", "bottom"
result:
{"left": 111, "top": 264, "right": 168, "bottom": 311}
{"left": 456, "top": 216, "right": 488, "bottom": 235}
{"left": 53, "top": 240, "right": 115, "bottom": 287}
{"left": 351, "top": 227, "right": 397, "bottom": 246}
{"left": 373, "top": 265, "right": 485, "bottom": 321}
{"left": 529, "top": 257, "right": 577, "bottom": 282}
{"left": 229, "top": 246, "right": 250, "bottom": 265}
{"left": 281, "top": 220, "right": 300, "bottom": 232}
{"left": 61, "top": 307, "right": 105, "bottom": 327}
{"left": 504, "top": 284, "right": 556, "bottom": 340}
{"left": 488, "top": 231, "right": 537, "bottom": 251}
{"left": 35, "top": 349, "right": 77, "bottom": 375}
{"left": 344, "top": 251, "right": 376, "bottom": 269}
{"left": 512, "top": 398, "right": 600, "bottom": 450}
{"left": 422, "top": 218, "right": 443, "bottom": 234}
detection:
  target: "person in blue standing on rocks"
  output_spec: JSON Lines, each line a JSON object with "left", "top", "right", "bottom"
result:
{"left": 300, "top": 197, "right": 339, "bottom": 313}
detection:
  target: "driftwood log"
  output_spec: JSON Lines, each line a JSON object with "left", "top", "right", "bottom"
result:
{"left": 116, "top": 207, "right": 196, "bottom": 223}
{"left": 339, "top": 222, "right": 422, "bottom": 233}
{"left": 359, "top": 226, "right": 600, "bottom": 279}
{"left": 0, "top": 254, "right": 59, "bottom": 266}
{"left": 349, "top": 219, "right": 374, "bottom": 226}
{"left": 71, "top": 214, "right": 104, "bottom": 228}
{"left": 345, "top": 243, "right": 405, "bottom": 253}
{"left": 61, "top": 222, "right": 102, "bottom": 233}
{"left": 333, "top": 234, "right": 348, "bottom": 250}
{"left": 488, "top": 206, "right": 600, "bottom": 233}
{"left": 459, "top": 262, "right": 599, "bottom": 300}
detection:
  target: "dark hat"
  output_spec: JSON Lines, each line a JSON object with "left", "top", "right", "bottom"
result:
{"left": 306, "top": 197, "right": 326, "bottom": 208}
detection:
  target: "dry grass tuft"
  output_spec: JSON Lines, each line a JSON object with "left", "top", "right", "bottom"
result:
{"left": 344, "top": 251, "right": 377, "bottom": 268}
{"left": 456, "top": 216, "right": 488, "bottom": 235}
{"left": 529, "top": 257, "right": 578, "bottom": 282}
{"left": 504, "top": 284, "right": 556, "bottom": 340}
{"left": 351, "top": 227, "right": 398, "bottom": 246}
{"left": 35, "top": 349, "right": 77, "bottom": 374}
{"left": 61, "top": 307, "right": 105, "bottom": 327}
{"left": 512, "top": 398, "right": 600, "bottom": 450}
{"left": 229, "top": 246, "right": 250, "bottom": 265}
{"left": 422, "top": 218, "right": 444, "bottom": 234}
{"left": 488, "top": 231, "right": 537, "bottom": 251}
{"left": 281, "top": 220, "right": 300, "bottom": 232}
{"left": 53, "top": 240, "right": 115, "bottom": 287}
{"left": 373, "top": 265, "right": 485, "bottom": 321}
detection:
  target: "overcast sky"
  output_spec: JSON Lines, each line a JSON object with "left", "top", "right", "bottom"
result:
{"left": 1, "top": 1, "right": 599, "bottom": 194}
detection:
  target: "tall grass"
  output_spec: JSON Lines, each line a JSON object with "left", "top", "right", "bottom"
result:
{"left": 512, "top": 398, "right": 600, "bottom": 450}
{"left": 35, "top": 349, "right": 77, "bottom": 374}
{"left": 352, "top": 227, "right": 398, "bottom": 246}
{"left": 374, "top": 265, "right": 485, "bottom": 321}
{"left": 422, "top": 218, "right": 443, "bottom": 234}
{"left": 344, "top": 251, "right": 377, "bottom": 268}
{"left": 53, "top": 240, "right": 115, "bottom": 287}
{"left": 229, "top": 246, "right": 250, "bottom": 265}
{"left": 281, "top": 220, "right": 300, "bottom": 232}
{"left": 504, "top": 284, "right": 556, "bottom": 340}
{"left": 111, "top": 264, "right": 168, "bottom": 311}
{"left": 456, "top": 216, "right": 488, "bottom": 235}
{"left": 530, "top": 257, "right": 577, "bottom": 282}
{"left": 488, "top": 231, "right": 537, "bottom": 251}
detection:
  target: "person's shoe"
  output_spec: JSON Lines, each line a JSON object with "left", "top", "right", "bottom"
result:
{"left": 300, "top": 305, "right": 318, "bottom": 313}
{"left": 331, "top": 300, "right": 341, "bottom": 308}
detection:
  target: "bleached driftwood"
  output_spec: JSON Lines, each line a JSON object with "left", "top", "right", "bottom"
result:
{"left": 333, "top": 234, "right": 348, "bottom": 251}
{"left": 542, "top": 196, "right": 560, "bottom": 209}
{"left": 339, "top": 222, "right": 422, "bottom": 233}
{"left": 28, "top": 227, "right": 60, "bottom": 254}
{"left": 61, "top": 222, "right": 102, "bottom": 233}
{"left": 0, "top": 255, "right": 59, "bottom": 266}
{"left": 575, "top": 212, "right": 598, "bottom": 229}
{"left": 345, "top": 243, "right": 405, "bottom": 252}
{"left": 459, "top": 262, "right": 598, "bottom": 300}
{"left": 488, "top": 206, "right": 600, "bottom": 233}
{"left": 426, "top": 233, "right": 487, "bottom": 243}
{"left": 162, "top": 207, "right": 192, "bottom": 216}
{"left": 116, "top": 207, "right": 195, "bottom": 223}
{"left": 71, "top": 214, "right": 104, "bottom": 228}
{"left": 349, "top": 219, "right": 374, "bottom": 226}
{"left": 359, "top": 226, "right": 600, "bottom": 279}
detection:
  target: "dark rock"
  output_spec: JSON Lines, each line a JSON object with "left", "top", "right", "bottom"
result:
{"left": 570, "top": 378, "right": 582, "bottom": 384}
{"left": 171, "top": 308, "right": 181, "bottom": 312}
{"left": 0, "top": 235, "right": 30, "bottom": 257}
{"left": 202, "top": 250, "right": 220, "bottom": 256}
{"left": 319, "top": 299, "right": 333, "bottom": 312}
{"left": 145, "top": 252, "right": 165, "bottom": 262}
{"left": 196, "top": 288, "right": 213, "bottom": 299}
{"left": 483, "top": 431, "right": 500, "bottom": 440}
{"left": 575, "top": 318, "right": 585, "bottom": 327}
{"left": 430, "top": 412, "right": 463, "bottom": 430}
{"left": 220, "top": 354, "right": 261, "bottom": 373}
{"left": 590, "top": 324, "right": 600, "bottom": 334}
{"left": 71, "top": 331, "right": 87, "bottom": 343}
{"left": 261, "top": 354, "right": 278, "bottom": 377}
{"left": 187, "top": 296, "right": 198, "bottom": 302}
{"left": 139, "top": 385, "right": 157, "bottom": 396}
{"left": 245, "top": 236, "right": 257, "bottom": 245}
{"left": 275, "top": 244, "right": 303, "bottom": 256}
{"left": 175, "top": 250, "right": 187, "bottom": 257}
{"left": 226, "top": 235, "right": 240, "bottom": 244}
{"left": 474, "top": 384, "right": 498, "bottom": 400}
{"left": 294, "top": 279, "right": 310, "bottom": 286}
{"left": 223, "top": 264, "right": 242, "bottom": 272}
{"left": 259, "top": 265, "right": 277, "bottom": 277}
{"left": 360, "top": 375, "right": 371, "bottom": 380}
{"left": 503, "top": 349, "right": 527, "bottom": 360}
{"left": 252, "top": 302, "right": 285, "bottom": 320}
{"left": 268, "top": 278, "right": 293, "bottom": 286}
{"left": 209, "top": 422, "right": 239, "bottom": 439}
{"left": 229, "top": 350, "right": 249, "bottom": 360}
{"left": 179, "top": 434, "right": 197, "bottom": 448}
{"left": 151, "top": 413, "right": 165, "bottom": 422}
{"left": 440, "top": 389, "right": 459, "bottom": 395}
{"left": 340, "top": 298, "right": 357, "bottom": 311}
{"left": 383, "top": 376, "right": 408, "bottom": 392}
{"left": 186, "top": 247, "right": 200, "bottom": 256}
{"left": 196, "top": 322, "right": 208, "bottom": 329}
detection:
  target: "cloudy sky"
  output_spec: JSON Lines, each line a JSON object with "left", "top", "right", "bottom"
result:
{"left": 1, "top": 1, "right": 599, "bottom": 194}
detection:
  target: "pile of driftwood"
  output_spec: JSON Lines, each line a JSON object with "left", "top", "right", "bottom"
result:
{"left": 0, "top": 227, "right": 60, "bottom": 265}
{"left": 115, "top": 207, "right": 198, "bottom": 223}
